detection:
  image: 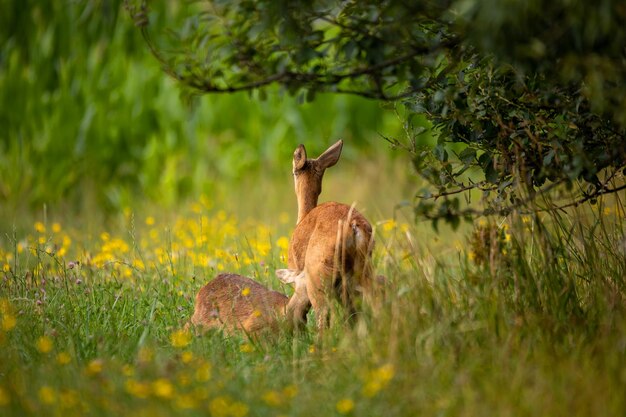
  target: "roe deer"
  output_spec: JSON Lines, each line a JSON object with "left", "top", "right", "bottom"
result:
{"left": 277, "top": 140, "right": 374, "bottom": 331}
{"left": 188, "top": 272, "right": 307, "bottom": 334}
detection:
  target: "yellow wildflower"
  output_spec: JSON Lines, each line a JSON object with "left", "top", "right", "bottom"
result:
{"left": 145, "top": 216, "right": 155, "bottom": 226}
{"left": 261, "top": 390, "right": 282, "bottom": 407}
{"left": 230, "top": 401, "right": 249, "bottom": 417}
{"left": 276, "top": 236, "right": 290, "bottom": 250}
{"left": 170, "top": 329, "right": 191, "bottom": 348}
{"left": 362, "top": 381, "right": 382, "bottom": 397}
{"left": 152, "top": 378, "right": 174, "bottom": 399}
{"left": 362, "top": 363, "right": 395, "bottom": 397}
{"left": 336, "top": 398, "right": 355, "bottom": 414}
{"left": 2, "top": 314, "right": 16, "bottom": 332}
{"left": 375, "top": 363, "right": 395, "bottom": 383}
{"left": 209, "top": 396, "right": 230, "bottom": 417}
{"left": 133, "top": 258, "right": 145, "bottom": 271}
{"left": 122, "top": 364, "right": 134, "bottom": 377}
{"left": 240, "top": 343, "right": 254, "bottom": 353}
{"left": 52, "top": 223, "right": 62, "bottom": 233}
{"left": 382, "top": 219, "right": 397, "bottom": 232}
{"left": 181, "top": 350, "right": 194, "bottom": 364}
{"left": 195, "top": 362, "right": 212, "bottom": 382}
{"left": 56, "top": 352, "right": 72, "bottom": 365}
{"left": 208, "top": 396, "right": 249, "bottom": 417}
{"left": 175, "top": 394, "right": 197, "bottom": 409}
{"left": 0, "top": 299, "right": 11, "bottom": 314}
{"left": 241, "top": 287, "right": 251, "bottom": 297}
{"left": 85, "top": 359, "right": 104, "bottom": 376}
{"left": 34, "top": 222, "right": 46, "bottom": 234}
{"left": 38, "top": 386, "right": 56, "bottom": 404}
{"left": 125, "top": 379, "right": 150, "bottom": 399}
{"left": 36, "top": 336, "right": 53, "bottom": 353}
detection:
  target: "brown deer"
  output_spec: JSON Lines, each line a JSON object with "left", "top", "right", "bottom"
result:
{"left": 188, "top": 272, "right": 307, "bottom": 334}
{"left": 277, "top": 140, "right": 374, "bottom": 331}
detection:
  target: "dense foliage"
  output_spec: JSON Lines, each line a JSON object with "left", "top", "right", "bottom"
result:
{"left": 0, "top": 0, "right": 399, "bottom": 211}
{"left": 128, "top": 0, "right": 626, "bottom": 224}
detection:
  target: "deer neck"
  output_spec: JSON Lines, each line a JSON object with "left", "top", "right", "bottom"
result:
{"left": 296, "top": 192, "right": 318, "bottom": 224}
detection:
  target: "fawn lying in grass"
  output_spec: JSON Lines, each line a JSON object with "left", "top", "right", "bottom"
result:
{"left": 188, "top": 272, "right": 307, "bottom": 334}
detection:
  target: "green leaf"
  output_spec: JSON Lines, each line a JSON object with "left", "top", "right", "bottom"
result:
{"left": 433, "top": 144, "right": 448, "bottom": 162}
{"left": 478, "top": 153, "right": 498, "bottom": 184}
{"left": 458, "top": 147, "right": 476, "bottom": 164}
{"left": 447, "top": 214, "right": 460, "bottom": 231}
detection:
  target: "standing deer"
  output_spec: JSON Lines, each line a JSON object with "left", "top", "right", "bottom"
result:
{"left": 188, "top": 272, "right": 307, "bottom": 334}
{"left": 277, "top": 140, "right": 374, "bottom": 331}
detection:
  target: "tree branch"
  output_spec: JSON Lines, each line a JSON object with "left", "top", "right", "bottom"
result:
{"left": 417, "top": 181, "right": 626, "bottom": 221}
{"left": 132, "top": 1, "right": 456, "bottom": 101}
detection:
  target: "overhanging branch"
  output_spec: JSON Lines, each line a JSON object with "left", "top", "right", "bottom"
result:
{"left": 128, "top": 1, "right": 456, "bottom": 101}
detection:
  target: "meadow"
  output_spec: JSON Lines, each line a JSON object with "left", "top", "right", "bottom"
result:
{"left": 1, "top": 183, "right": 625, "bottom": 416}
{"left": 2, "top": 1, "right": 626, "bottom": 416}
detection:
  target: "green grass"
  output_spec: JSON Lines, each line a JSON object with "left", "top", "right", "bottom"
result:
{"left": 1, "top": 189, "right": 625, "bottom": 416}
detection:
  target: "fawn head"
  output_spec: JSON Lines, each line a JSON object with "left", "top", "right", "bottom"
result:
{"left": 292, "top": 139, "right": 343, "bottom": 224}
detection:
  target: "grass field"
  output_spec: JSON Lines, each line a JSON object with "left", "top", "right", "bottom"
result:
{"left": 1, "top": 172, "right": 625, "bottom": 416}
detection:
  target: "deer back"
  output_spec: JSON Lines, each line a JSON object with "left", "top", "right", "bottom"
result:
{"left": 288, "top": 202, "right": 373, "bottom": 277}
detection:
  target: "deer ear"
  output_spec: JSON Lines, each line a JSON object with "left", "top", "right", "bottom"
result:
{"left": 316, "top": 139, "right": 343, "bottom": 169}
{"left": 293, "top": 144, "right": 307, "bottom": 171}
{"left": 276, "top": 269, "right": 304, "bottom": 286}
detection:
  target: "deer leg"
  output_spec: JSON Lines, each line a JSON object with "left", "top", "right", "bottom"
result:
{"left": 286, "top": 294, "right": 311, "bottom": 332}
{"left": 336, "top": 272, "right": 359, "bottom": 326}
{"left": 305, "top": 262, "right": 335, "bottom": 331}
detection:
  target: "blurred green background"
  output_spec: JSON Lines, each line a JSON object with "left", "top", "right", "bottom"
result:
{"left": 0, "top": 0, "right": 423, "bottom": 219}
